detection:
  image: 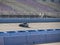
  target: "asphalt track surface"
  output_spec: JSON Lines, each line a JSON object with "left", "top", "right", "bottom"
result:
{"left": 0, "top": 22, "right": 60, "bottom": 32}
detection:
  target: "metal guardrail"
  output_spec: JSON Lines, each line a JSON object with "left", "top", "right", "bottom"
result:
{"left": 0, "top": 12, "right": 60, "bottom": 18}
{"left": 0, "top": 14, "right": 59, "bottom": 18}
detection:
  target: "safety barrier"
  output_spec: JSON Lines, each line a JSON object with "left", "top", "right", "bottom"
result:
{"left": 0, "top": 18, "right": 60, "bottom": 23}
{"left": 0, "top": 29, "right": 60, "bottom": 45}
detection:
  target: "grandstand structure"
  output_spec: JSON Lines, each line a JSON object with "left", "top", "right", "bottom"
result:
{"left": 0, "top": 0, "right": 60, "bottom": 16}
{"left": 0, "top": 0, "right": 60, "bottom": 45}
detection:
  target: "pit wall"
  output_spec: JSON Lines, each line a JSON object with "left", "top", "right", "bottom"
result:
{"left": 0, "top": 18, "right": 60, "bottom": 23}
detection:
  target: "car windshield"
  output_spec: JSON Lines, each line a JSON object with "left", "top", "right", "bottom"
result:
{"left": 0, "top": 0, "right": 60, "bottom": 18}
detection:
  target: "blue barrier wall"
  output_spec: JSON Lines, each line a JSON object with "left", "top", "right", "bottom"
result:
{"left": 0, "top": 18, "right": 60, "bottom": 23}
{"left": 0, "top": 29, "right": 60, "bottom": 45}
{"left": 0, "top": 32, "right": 5, "bottom": 45}
{"left": 4, "top": 31, "right": 27, "bottom": 45}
